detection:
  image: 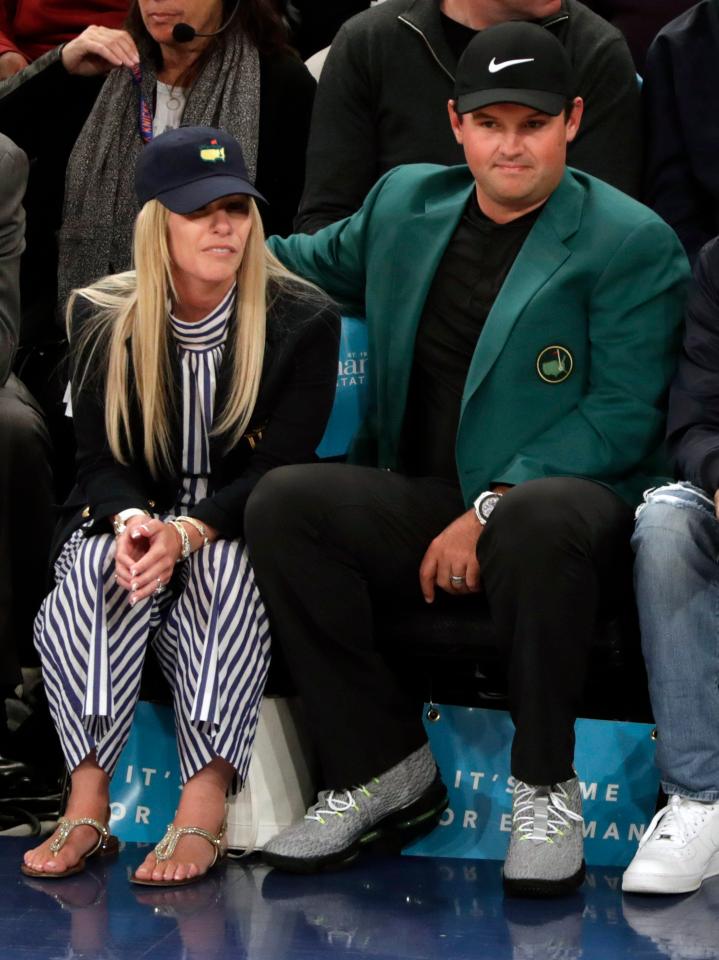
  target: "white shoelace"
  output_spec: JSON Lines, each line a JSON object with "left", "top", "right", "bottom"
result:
{"left": 305, "top": 785, "right": 373, "bottom": 825}
{"left": 513, "top": 781, "right": 583, "bottom": 842}
{"left": 638, "top": 794, "right": 715, "bottom": 849}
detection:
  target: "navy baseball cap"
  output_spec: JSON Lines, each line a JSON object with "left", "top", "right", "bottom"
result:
{"left": 135, "top": 125, "right": 265, "bottom": 214}
{"left": 454, "top": 21, "right": 572, "bottom": 117}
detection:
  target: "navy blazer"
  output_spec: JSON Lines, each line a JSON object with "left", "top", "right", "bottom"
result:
{"left": 54, "top": 284, "right": 340, "bottom": 557}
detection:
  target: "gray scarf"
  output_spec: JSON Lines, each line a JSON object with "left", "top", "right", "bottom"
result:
{"left": 58, "top": 32, "right": 260, "bottom": 314}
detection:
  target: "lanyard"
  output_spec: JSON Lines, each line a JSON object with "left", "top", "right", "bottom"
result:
{"left": 129, "top": 63, "right": 154, "bottom": 144}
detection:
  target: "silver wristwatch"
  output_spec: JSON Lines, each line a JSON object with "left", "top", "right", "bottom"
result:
{"left": 112, "top": 508, "right": 149, "bottom": 535}
{"left": 473, "top": 490, "right": 502, "bottom": 525}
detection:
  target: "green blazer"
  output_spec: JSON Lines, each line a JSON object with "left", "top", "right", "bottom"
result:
{"left": 269, "top": 164, "right": 690, "bottom": 507}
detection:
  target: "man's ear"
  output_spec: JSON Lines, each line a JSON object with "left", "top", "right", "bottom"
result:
{"left": 565, "top": 97, "right": 583, "bottom": 144}
{"left": 448, "top": 100, "right": 464, "bottom": 144}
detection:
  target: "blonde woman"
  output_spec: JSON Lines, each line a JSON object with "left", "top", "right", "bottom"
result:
{"left": 22, "top": 125, "right": 339, "bottom": 886}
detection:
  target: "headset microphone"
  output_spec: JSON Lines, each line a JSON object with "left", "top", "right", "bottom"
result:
{"left": 172, "top": 0, "right": 240, "bottom": 43}
{"left": 171, "top": 22, "right": 197, "bottom": 43}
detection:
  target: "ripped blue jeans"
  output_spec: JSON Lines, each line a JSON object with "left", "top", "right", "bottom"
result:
{"left": 632, "top": 482, "right": 719, "bottom": 800}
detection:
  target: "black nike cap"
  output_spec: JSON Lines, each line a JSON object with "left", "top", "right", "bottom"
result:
{"left": 454, "top": 21, "right": 573, "bottom": 117}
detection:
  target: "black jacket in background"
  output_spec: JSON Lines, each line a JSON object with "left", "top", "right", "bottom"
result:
{"left": 584, "top": 0, "right": 694, "bottom": 73}
{"left": 54, "top": 285, "right": 340, "bottom": 558}
{"left": 667, "top": 237, "right": 719, "bottom": 493}
{"left": 289, "top": 0, "right": 369, "bottom": 58}
{"left": 0, "top": 134, "right": 27, "bottom": 386}
{"left": 295, "top": 0, "right": 642, "bottom": 233}
{"left": 643, "top": 0, "right": 719, "bottom": 266}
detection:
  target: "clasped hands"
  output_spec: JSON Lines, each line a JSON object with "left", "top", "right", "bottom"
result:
{"left": 114, "top": 516, "right": 206, "bottom": 606}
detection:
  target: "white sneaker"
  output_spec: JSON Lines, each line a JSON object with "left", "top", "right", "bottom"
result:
{"left": 622, "top": 795, "right": 719, "bottom": 894}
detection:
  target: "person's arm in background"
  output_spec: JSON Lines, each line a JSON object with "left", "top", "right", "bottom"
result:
{"left": 0, "top": 1, "right": 15, "bottom": 45}
{"left": 567, "top": 29, "right": 642, "bottom": 197}
{"left": 0, "top": 134, "right": 27, "bottom": 386}
{"left": 293, "top": 19, "right": 378, "bottom": 233}
{"left": 642, "top": 30, "right": 717, "bottom": 264}
{"left": 0, "top": 2, "right": 29, "bottom": 78}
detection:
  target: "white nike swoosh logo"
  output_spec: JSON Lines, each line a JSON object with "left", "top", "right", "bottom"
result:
{"left": 488, "top": 57, "right": 535, "bottom": 73}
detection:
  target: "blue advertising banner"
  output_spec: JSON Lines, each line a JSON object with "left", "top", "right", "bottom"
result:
{"left": 316, "top": 316, "right": 369, "bottom": 459}
{"left": 404, "top": 705, "right": 659, "bottom": 867}
{"left": 108, "top": 701, "right": 658, "bottom": 865}
{"left": 108, "top": 702, "right": 181, "bottom": 843}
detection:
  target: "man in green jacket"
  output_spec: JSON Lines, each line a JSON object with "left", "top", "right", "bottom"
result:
{"left": 245, "top": 21, "right": 688, "bottom": 895}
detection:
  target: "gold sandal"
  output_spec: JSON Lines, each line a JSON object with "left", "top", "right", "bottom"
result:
{"left": 21, "top": 816, "right": 120, "bottom": 879}
{"left": 130, "top": 821, "right": 227, "bottom": 887}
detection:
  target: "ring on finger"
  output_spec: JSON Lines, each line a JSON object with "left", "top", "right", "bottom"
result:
{"left": 450, "top": 575, "right": 466, "bottom": 587}
{"left": 154, "top": 577, "right": 166, "bottom": 596}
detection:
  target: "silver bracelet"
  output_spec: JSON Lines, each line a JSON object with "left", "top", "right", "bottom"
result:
{"left": 168, "top": 519, "right": 191, "bottom": 561}
{"left": 175, "top": 515, "right": 209, "bottom": 547}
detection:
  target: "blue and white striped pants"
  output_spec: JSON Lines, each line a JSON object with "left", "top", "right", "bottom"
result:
{"left": 34, "top": 530, "right": 271, "bottom": 784}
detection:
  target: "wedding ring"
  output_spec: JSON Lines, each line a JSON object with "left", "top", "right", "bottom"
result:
{"left": 450, "top": 575, "right": 466, "bottom": 586}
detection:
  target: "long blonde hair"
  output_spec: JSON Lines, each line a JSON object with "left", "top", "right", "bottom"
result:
{"left": 68, "top": 198, "right": 318, "bottom": 479}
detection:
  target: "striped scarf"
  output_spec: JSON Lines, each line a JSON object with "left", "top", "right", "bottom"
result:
{"left": 170, "top": 285, "right": 235, "bottom": 508}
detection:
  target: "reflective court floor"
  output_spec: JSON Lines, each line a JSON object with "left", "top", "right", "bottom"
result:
{"left": 1, "top": 837, "right": 717, "bottom": 960}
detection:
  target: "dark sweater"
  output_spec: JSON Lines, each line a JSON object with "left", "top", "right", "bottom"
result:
{"left": 295, "top": 0, "right": 642, "bottom": 233}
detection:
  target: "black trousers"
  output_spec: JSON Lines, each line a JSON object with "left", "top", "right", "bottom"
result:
{"left": 245, "top": 465, "right": 634, "bottom": 787}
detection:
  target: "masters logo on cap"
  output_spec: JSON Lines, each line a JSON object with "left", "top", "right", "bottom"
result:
{"left": 200, "top": 138, "right": 226, "bottom": 164}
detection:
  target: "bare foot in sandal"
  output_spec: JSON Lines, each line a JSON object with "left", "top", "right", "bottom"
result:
{"left": 133, "top": 758, "right": 233, "bottom": 886}
{"left": 22, "top": 757, "right": 111, "bottom": 878}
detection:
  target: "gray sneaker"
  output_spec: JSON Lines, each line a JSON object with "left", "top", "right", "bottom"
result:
{"left": 503, "top": 776, "right": 585, "bottom": 897}
{"left": 262, "top": 743, "right": 448, "bottom": 873}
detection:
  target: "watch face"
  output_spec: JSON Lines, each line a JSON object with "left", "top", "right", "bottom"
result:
{"left": 479, "top": 494, "right": 500, "bottom": 521}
